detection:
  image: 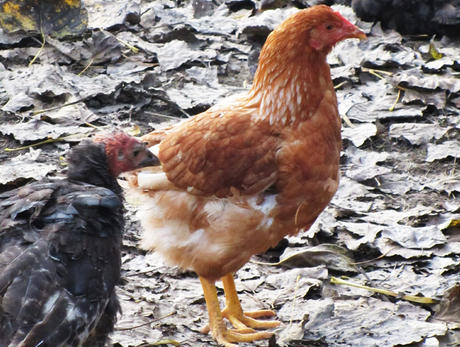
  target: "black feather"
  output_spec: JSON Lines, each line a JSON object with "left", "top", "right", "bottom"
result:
{"left": 0, "top": 138, "right": 132, "bottom": 347}
{"left": 352, "top": 0, "right": 460, "bottom": 36}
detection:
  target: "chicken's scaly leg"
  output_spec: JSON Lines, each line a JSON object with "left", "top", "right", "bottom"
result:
{"left": 199, "top": 276, "right": 274, "bottom": 347}
{"left": 221, "top": 273, "right": 281, "bottom": 331}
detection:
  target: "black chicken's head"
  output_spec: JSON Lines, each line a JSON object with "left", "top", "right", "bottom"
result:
{"left": 93, "top": 132, "right": 160, "bottom": 177}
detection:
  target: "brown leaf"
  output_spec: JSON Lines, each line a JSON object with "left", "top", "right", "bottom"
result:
{"left": 435, "top": 284, "right": 460, "bottom": 323}
{"left": 277, "top": 244, "right": 358, "bottom": 274}
{"left": 0, "top": 0, "right": 87, "bottom": 38}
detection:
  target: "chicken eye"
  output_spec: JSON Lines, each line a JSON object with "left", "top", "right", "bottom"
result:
{"left": 326, "top": 24, "right": 334, "bottom": 31}
{"left": 132, "top": 145, "right": 144, "bottom": 157}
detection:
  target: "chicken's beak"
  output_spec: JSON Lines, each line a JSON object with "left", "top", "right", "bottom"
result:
{"left": 345, "top": 25, "right": 367, "bottom": 40}
{"left": 352, "top": 28, "right": 367, "bottom": 40}
{"left": 138, "top": 150, "right": 161, "bottom": 168}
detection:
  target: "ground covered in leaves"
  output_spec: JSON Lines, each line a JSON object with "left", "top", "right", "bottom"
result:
{"left": 0, "top": 0, "right": 459, "bottom": 346}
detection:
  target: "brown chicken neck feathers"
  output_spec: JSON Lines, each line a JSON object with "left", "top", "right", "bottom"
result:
{"left": 249, "top": 5, "right": 364, "bottom": 126}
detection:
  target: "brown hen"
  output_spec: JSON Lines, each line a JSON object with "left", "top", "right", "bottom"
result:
{"left": 126, "top": 5, "right": 365, "bottom": 346}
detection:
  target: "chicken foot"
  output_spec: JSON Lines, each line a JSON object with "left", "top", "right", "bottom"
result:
{"left": 221, "top": 273, "right": 281, "bottom": 331}
{"left": 200, "top": 276, "right": 277, "bottom": 347}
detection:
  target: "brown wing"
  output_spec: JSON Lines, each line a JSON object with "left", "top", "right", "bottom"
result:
{"left": 157, "top": 110, "right": 280, "bottom": 197}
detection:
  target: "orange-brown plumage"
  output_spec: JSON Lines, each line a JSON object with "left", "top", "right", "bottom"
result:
{"left": 126, "top": 5, "right": 365, "bottom": 346}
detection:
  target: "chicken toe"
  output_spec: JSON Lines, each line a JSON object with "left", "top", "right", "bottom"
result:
{"left": 200, "top": 276, "right": 277, "bottom": 346}
{"left": 221, "top": 274, "right": 281, "bottom": 331}
{"left": 215, "top": 329, "right": 274, "bottom": 347}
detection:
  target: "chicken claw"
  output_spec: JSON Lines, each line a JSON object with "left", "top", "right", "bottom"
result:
{"left": 214, "top": 329, "right": 274, "bottom": 347}
{"left": 221, "top": 274, "right": 281, "bottom": 331}
{"left": 200, "top": 275, "right": 279, "bottom": 346}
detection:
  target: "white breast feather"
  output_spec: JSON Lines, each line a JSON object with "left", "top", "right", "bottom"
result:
{"left": 137, "top": 172, "right": 170, "bottom": 190}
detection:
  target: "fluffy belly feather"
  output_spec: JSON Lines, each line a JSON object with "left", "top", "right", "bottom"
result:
{"left": 129, "top": 186, "right": 280, "bottom": 281}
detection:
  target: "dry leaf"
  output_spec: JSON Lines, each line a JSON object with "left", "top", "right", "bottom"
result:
{"left": 0, "top": 0, "right": 87, "bottom": 38}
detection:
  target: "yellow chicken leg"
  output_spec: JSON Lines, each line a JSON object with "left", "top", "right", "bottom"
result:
{"left": 221, "top": 273, "right": 281, "bottom": 331}
{"left": 200, "top": 276, "right": 275, "bottom": 347}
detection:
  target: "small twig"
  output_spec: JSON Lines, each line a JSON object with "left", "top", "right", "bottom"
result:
{"left": 5, "top": 137, "right": 63, "bottom": 152}
{"left": 124, "top": 269, "right": 156, "bottom": 277}
{"left": 330, "top": 277, "right": 438, "bottom": 304}
{"left": 78, "top": 57, "right": 95, "bottom": 76}
{"left": 351, "top": 247, "right": 398, "bottom": 265}
{"left": 450, "top": 157, "right": 456, "bottom": 177}
{"left": 144, "top": 111, "right": 184, "bottom": 121}
{"left": 142, "top": 340, "right": 181, "bottom": 347}
{"left": 249, "top": 259, "right": 277, "bottom": 266}
{"left": 115, "top": 311, "right": 176, "bottom": 331}
{"left": 100, "top": 28, "right": 139, "bottom": 53}
{"left": 116, "top": 37, "right": 140, "bottom": 53}
{"left": 144, "top": 95, "right": 190, "bottom": 118}
{"left": 4, "top": 133, "right": 86, "bottom": 152}
{"left": 84, "top": 122, "right": 104, "bottom": 131}
{"left": 294, "top": 201, "right": 306, "bottom": 226}
{"left": 361, "top": 67, "right": 393, "bottom": 78}
{"left": 342, "top": 113, "right": 355, "bottom": 128}
{"left": 362, "top": 68, "right": 408, "bottom": 112}
{"left": 334, "top": 81, "right": 347, "bottom": 89}
{"left": 289, "top": 274, "right": 301, "bottom": 326}
{"left": 389, "top": 88, "right": 402, "bottom": 112}
{"left": 29, "top": 30, "right": 46, "bottom": 66}
{"left": 32, "top": 98, "right": 87, "bottom": 115}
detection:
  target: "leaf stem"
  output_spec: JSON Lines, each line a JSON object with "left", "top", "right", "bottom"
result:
{"left": 100, "top": 28, "right": 139, "bottom": 53}
{"left": 330, "top": 276, "right": 438, "bottom": 304}
{"left": 29, "top": 30, "right": 46, "bottom": 66}
{"left": 115, "top": 311, "right": 176, "bottom": 331}
{"left": 389, "top": 88, "right": 402, "bottom": 112}
{"left": 78, "top": 57, "right": 95, "bottom": 76}
{"left": 4, "top": 137, "right": 63, "bottom": 152}
{"left": 361, "top": 67, "right": 393, "bottom": 78}
{"left": 32, "top": 98, "right": 87, "bottom": 115}
{"left": 4, "top": 133, "right": 87, "bottom": 152}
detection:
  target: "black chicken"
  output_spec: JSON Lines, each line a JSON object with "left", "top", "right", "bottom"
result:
{"left": 351, "top": 0, "right": 460, "bottom": 36}
{"left": 0, "top": 132, "right": 159, "bottom": 347}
